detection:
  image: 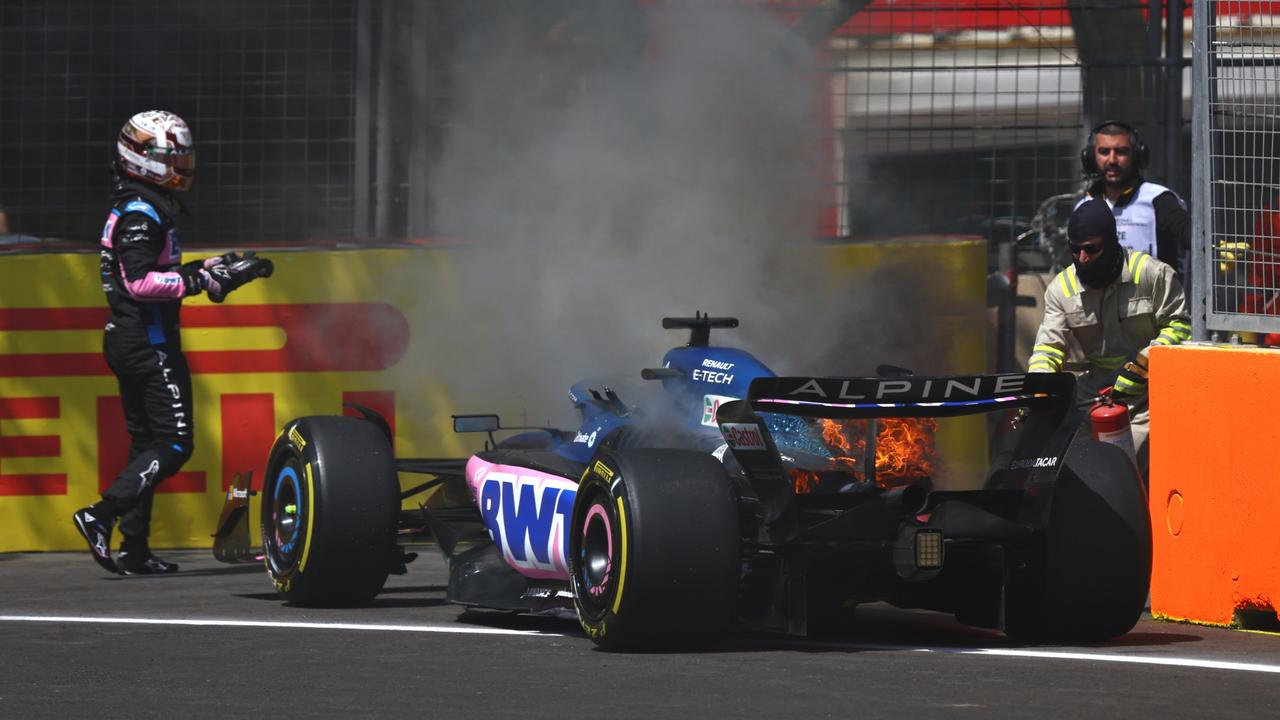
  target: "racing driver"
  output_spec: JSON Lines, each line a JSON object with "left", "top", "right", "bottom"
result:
{"left": 72, "top": 110, "right": 273, "bottom": 575}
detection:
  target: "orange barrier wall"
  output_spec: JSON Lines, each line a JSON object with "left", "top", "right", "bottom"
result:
{"left": 1149, "top": 343, "right": 1280, "bottom": 626}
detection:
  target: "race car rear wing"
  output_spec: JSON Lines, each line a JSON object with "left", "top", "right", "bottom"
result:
{"left": 744, "top": 372, "right": 1074, "bottom": 420}
{"left": 715, "top": 373, "right": 1084, "bottom": 529}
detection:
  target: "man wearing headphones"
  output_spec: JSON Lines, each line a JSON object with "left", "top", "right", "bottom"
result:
{"left": 1078, "top": 121, "right": 1191, "bottom": 279}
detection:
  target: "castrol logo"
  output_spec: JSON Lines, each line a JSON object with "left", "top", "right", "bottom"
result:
{"left": 721, "top": 423, "right": 766, "bottom": 451}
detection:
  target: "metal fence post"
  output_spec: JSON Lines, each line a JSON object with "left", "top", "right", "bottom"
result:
{"left": 373, "top": 0, "right": 394, "bottom": 240}
{"left": 1165, "top": 0, "right": 1185, "bottom": 192}
{"left": 407, "top": 1, "right": 432, "bottom": 240}
{"left": 354, "top": 0, "right": 374, "bottom": 240}
{"left": 1190, "top": 0, "right": 1211, "bottom": 340}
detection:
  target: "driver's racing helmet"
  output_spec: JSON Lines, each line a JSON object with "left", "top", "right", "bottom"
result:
{"left": 116, "top": 110, "right": 196, "bottom": 192}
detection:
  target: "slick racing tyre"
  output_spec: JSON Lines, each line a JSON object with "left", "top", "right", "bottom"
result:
{"left": 1004, "top": 439, "right": 1151, "bottom": 642}
{"left": 262, "top": 416, "right": 399, "bottom": 607}
{"left": 570, "top": 449, "right": 739, "bottom": 650}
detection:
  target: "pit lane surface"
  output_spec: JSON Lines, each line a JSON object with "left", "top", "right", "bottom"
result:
{"left": 3, "top": 549, "right": 1278, "bottom": 719}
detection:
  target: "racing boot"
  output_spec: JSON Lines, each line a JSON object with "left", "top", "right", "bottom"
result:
{"left": 72, "top": 506, "right": 119, "bottom": 575}
{"left": 117, "top": 538, "right": 179, "bottom": 575}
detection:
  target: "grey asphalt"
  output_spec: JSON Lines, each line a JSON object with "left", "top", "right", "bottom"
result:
{"left": 2, "top": 548, "right": 1279, "bottom": 719}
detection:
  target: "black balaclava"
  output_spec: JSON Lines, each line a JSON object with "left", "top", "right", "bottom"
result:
{"left": 1068, "top": 199, "right": 1123, "bottom": 288}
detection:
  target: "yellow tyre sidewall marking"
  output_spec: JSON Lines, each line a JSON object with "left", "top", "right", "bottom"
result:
{"left": 299, "top": 461, "right": 316, "bottom": 573}
{"left": 611, "top": 495, "right": 628, "bottom": 616}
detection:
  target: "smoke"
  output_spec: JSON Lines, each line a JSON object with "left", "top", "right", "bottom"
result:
{"left": 415, "top": 2, "right": 847, "bottom": 425}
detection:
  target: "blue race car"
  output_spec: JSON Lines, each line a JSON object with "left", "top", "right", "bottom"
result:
{"left": 215, "top": 314, "right": 1150, "bottom": 649}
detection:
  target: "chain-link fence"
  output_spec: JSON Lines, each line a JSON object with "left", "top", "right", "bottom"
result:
{"left": 0, "top": 0, "right": 358, "bottom": 246}
{"left": 823, "top": 1, "right": 1190, "bottom": 262}
{"left": 1195, "top": 0, "right": 1280, "bottom": 337}
{"left": 1, "top": 0, "right": 1191, "bottom": 257}
{"left": 826, "top": 1, "right": 1084, "bottom": 249}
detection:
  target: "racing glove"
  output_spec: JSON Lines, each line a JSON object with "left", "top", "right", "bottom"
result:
{"left": 177, "top": 258, "right": 220, "bottom": 298}
{"left": 205, "top": 254, "right": 274, "bottom": 303}
{"left": 1112, "top": 352, "right": 1149, "bottom": 397}
{"left": 205, "top": 251, "right": 251, "bottom": 267}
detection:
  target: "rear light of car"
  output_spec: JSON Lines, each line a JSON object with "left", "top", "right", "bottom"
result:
{"left": 893, "top": 527, "right": 945, "bottom": 580}
{"left": 915, "top": 530, "right": 944, "bottom": 569}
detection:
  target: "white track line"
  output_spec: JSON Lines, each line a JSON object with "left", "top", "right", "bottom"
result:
{"left": 3, "top": 615, "right": 1279, "bottom": 674}
{"left": 920, "top": 647, "right": 1280, "bottom": 675}
{"left": 0, "top": 615, "right": 555, "bottom": 637}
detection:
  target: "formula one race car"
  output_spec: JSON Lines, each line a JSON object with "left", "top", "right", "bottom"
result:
{"left": 215, "top": 314, "right": 1151, "bottom": 649}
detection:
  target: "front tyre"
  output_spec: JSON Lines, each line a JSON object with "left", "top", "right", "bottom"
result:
{"left": 570, "top": 449, "right": 739, "bottom": 650}
{"left": 262, "top": 416, "right": 399, "bottom": 606}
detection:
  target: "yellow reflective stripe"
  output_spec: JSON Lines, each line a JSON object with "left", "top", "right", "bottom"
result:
{"left": 1158, "top": 328, "right": 1187, "bottom": 341}
{"left": 1067, "top": 266, "right": 1081, "bottom": 295}
{"left": 1057, "top": 270, "right": 1072, "bottom": 297}
{"left": 1088, "top": 355, "right": 1126, "bottom": 369}
{"left": 1152, "top": 336, "right": 1175, "bottom": 346}
{"left": 1114, "top": 375, "right": 1145, "bottom": 391}
{"left": 1131, "top": 251, "right": 1152, "bottom": 275}
{"left": 1168, "top": 320, "right": 1191, "bottom": 331}
{"left": 1131, "top": 252, "right": 1150, "bottom": 283}
{"left": 1028, "top": 361, "right": 1056, "bottom": 372}
{"left": 1033, "top": 344, "right": 1065, "bottom": 359}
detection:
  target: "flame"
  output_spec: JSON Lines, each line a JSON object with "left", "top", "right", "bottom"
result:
{"left": 875, "top": 418, "right": 938, "bottom": 481}
{"left": 819, "top": 417, "right": 938, "bottom": 488}
{"left": 790, "top": 468, "right": 820, "bottom": 494}
{"left": 821, "top": 420, "right": 850, "bottom": 452}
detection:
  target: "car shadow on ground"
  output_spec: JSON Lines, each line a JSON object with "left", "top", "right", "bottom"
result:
{"left": 452, "top": 605, "right": 1206, "bottom": 655}
{"left": 96, "top": 563, "right": 267, "bottom": 580}
{"left": 233, "top": 584, "right": 452, "bottom": 608}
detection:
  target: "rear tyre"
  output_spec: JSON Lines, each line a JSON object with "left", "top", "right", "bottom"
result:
{"left": 1004, "top": 439, "right": 1151, "bottom": 642}
{"left": 262, "top": 416, "right": 399, "bottom": 607}
{"left": 570, "top": 449, "right": 740, "bottom": 650}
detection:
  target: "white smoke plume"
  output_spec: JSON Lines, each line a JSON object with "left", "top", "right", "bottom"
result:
{"left": 416, "top": 2, "right": 864, "bottom": 426}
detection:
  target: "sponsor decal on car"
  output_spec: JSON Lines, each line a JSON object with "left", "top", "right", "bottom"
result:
{"left": 720, "top": 422, "right": 766, "bottom": 451}
{"left": 785, "top": 374, "right": 1027, "bottom": 402}
{"left": 701, "top": 394, "right": 737, "bottom": 427}
{"left": 691, "top": 368, "right": 735, "bottom": 385}
{"left": 701, "top": 359, "right": 735, "bottom": 370}
{"left": 1010, "top": 456, "right": 1058, "bottom": 470}
{"left": 573, "top": 430, "right": 599, "bottom": 446}
{"left": 467, "top": 458, "right": 577, "bottom": 580}
{"left": 592, "top": 460, "right": 614, "bottom": 482}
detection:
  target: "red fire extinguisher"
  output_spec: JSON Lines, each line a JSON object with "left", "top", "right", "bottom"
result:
{"left": 1090, "top": 391, "right": 1137, "bottom": 465}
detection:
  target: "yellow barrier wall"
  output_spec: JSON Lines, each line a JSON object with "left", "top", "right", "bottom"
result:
{"left": 1, "top": 240, "right": 985, "bottom": 552}
{"left": 822, "top": 236, "right": 989, "bottom": 490}
{"left": 0, "top": 248, "right": 472, "bottom": 552}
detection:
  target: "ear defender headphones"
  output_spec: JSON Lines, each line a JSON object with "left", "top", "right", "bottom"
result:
{"left": 1080, "top": 120, "right": 1149, "bottom": 175}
